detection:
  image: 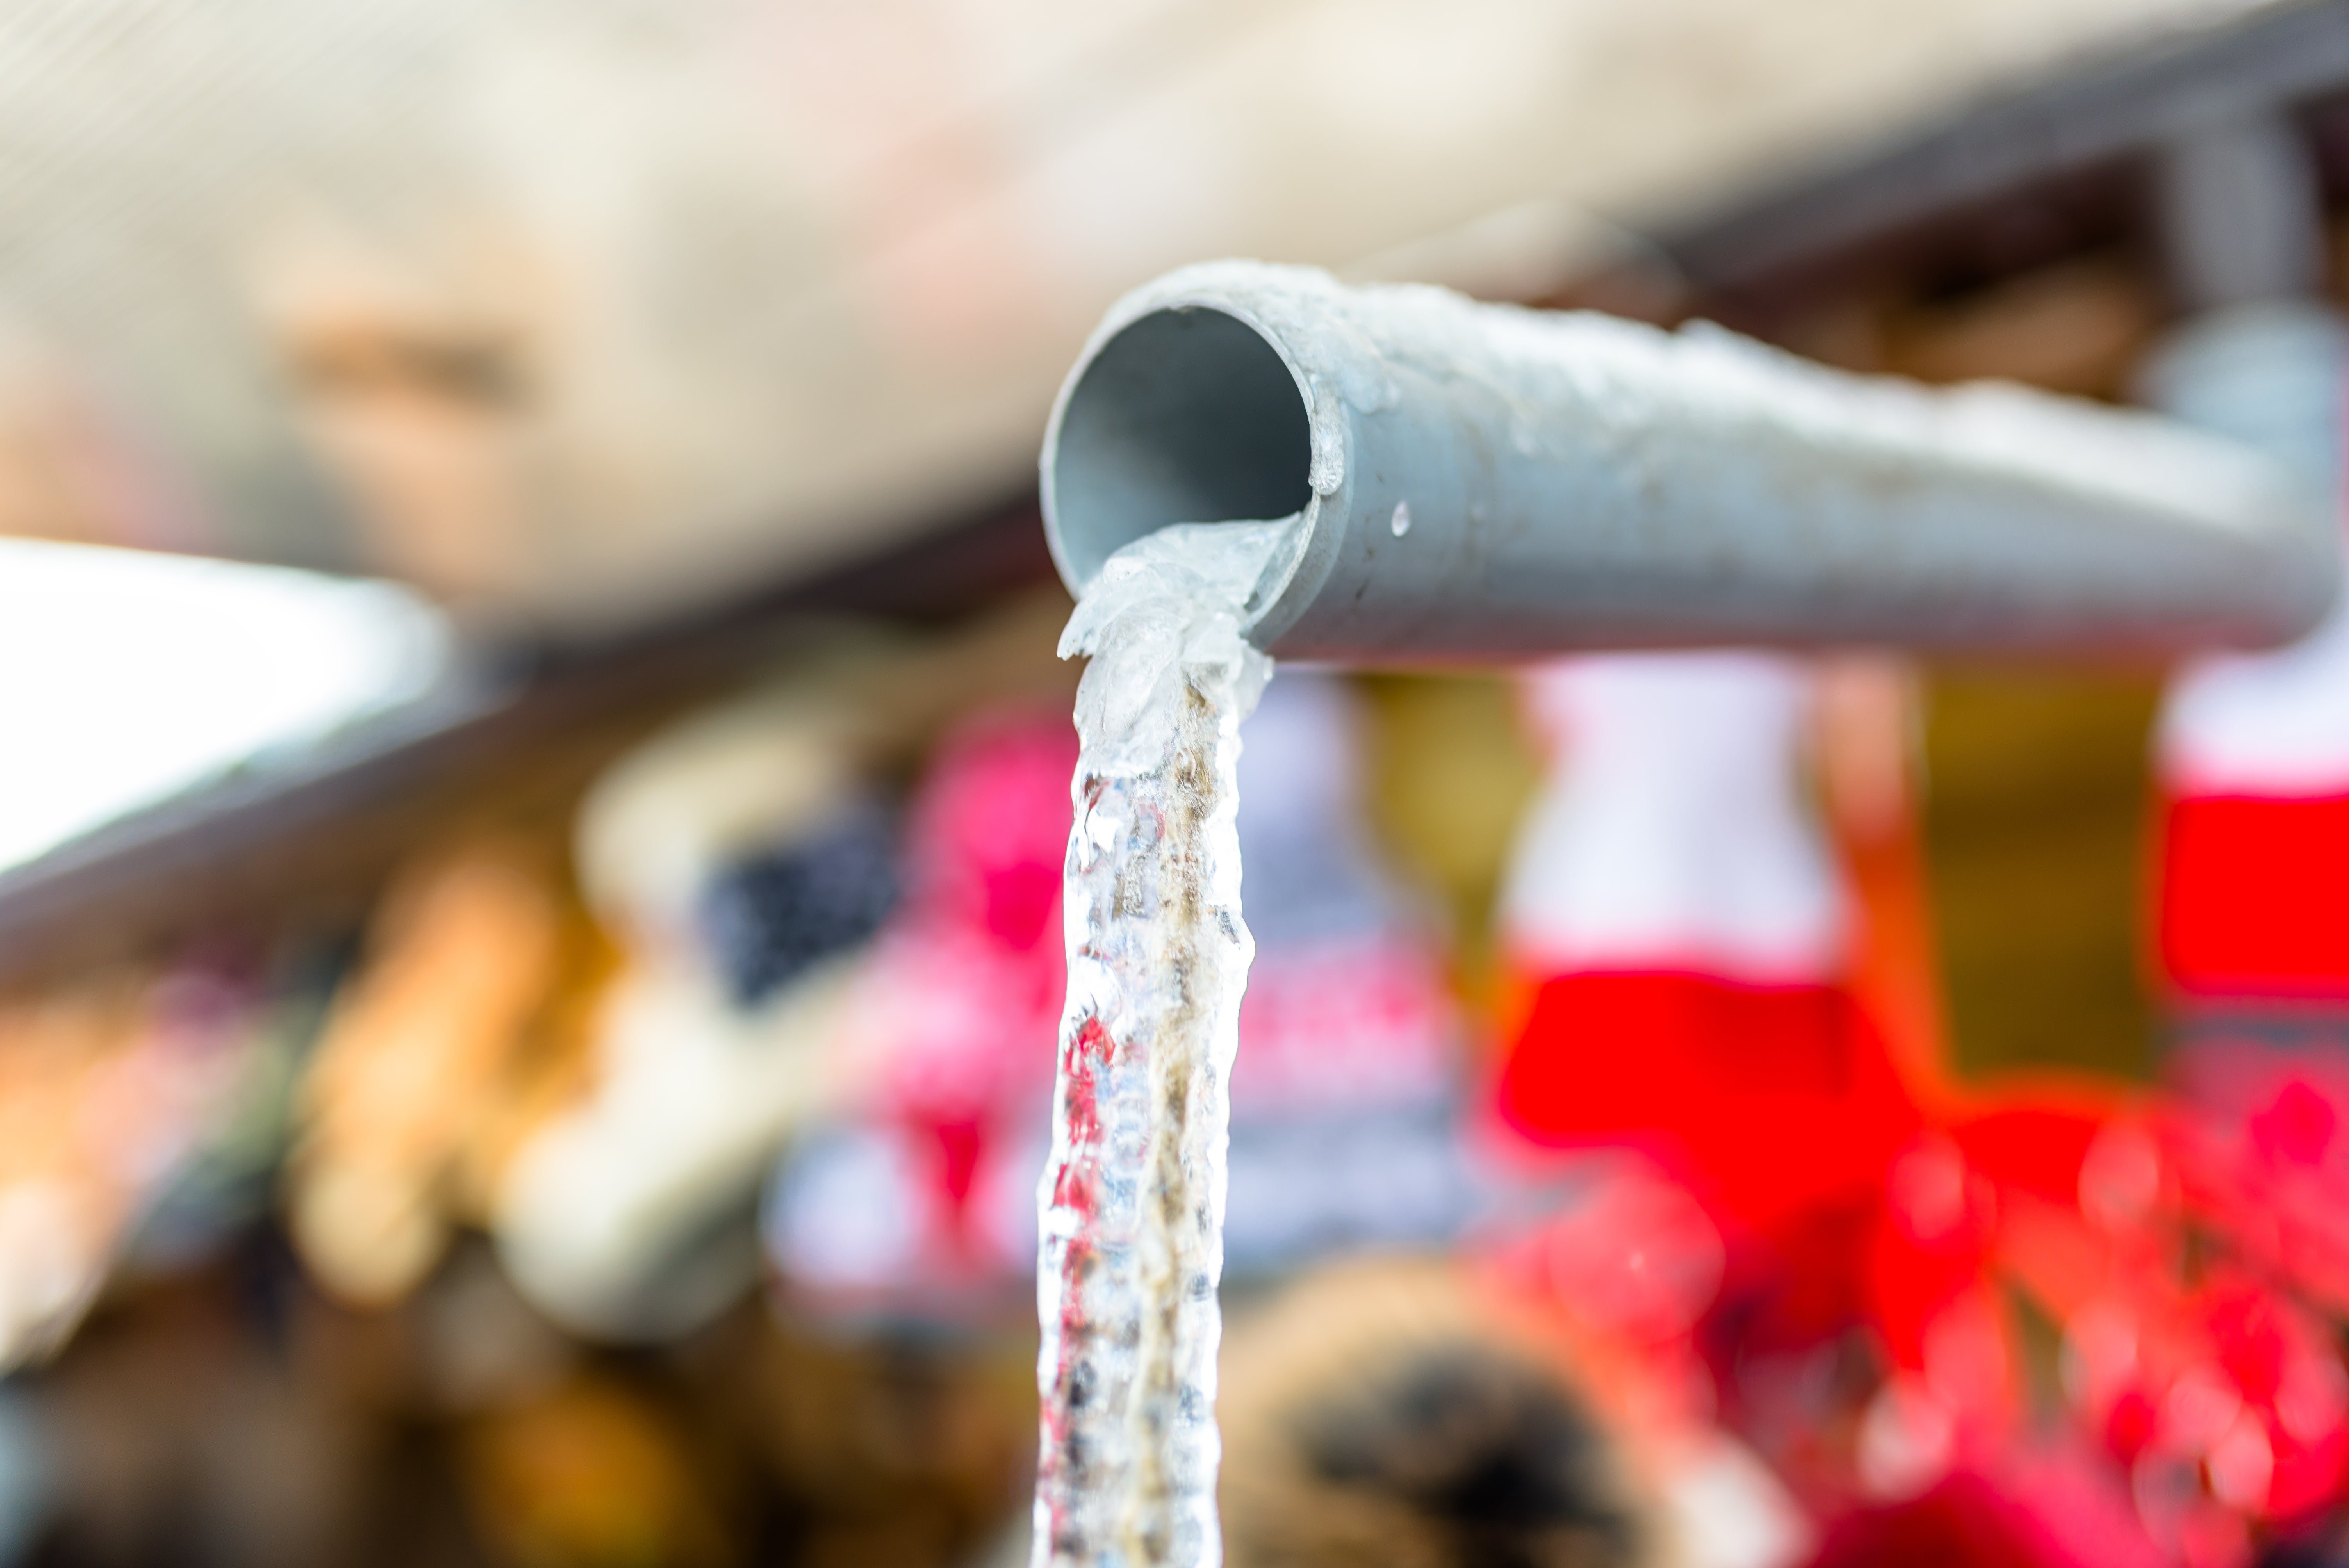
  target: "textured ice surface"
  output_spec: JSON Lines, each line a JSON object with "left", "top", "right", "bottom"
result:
{"left": 1086, "top": 259, "right": 2301, "bottom": 539}
{"left": 1033, "top": 517, "right": 1297, "bottom": 1568}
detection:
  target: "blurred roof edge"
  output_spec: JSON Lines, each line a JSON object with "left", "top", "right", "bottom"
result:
{"left": 1653, "top": 0, "right": 2349, "bottom": 302}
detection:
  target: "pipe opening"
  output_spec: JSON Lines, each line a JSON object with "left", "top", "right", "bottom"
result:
{"left": 1047, "top": 306, "right": 1314, "bottom": 588}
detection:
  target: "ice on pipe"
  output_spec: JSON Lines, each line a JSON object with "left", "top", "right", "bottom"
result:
{"left": 1055, "top": 518, "right": 1296, "bottom": 769}
{"left": 1079, "top": 259, "right": 2310, "bottom": 556}
{"left": 1034, "top": 516, "right": 1300, "bottom": 1568}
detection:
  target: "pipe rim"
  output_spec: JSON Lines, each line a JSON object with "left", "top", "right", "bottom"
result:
{"left": 1040, "top": 290, "right": 1341, "bottom": 644}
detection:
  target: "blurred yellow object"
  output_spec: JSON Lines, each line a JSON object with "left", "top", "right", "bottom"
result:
{"left": 458, "top": 1375, "right": 730, "bottom": 1568}
{"left": 0, "top": 980, "right": 146, "bottom": 1365}
{"left": 289, "top": 842, "right": 564, "bottom": 1306}
{"left": 0, "top": 967, "right": 259, "bottom": 1368}
{"left": 1356, "top": 674, "right": 1541, "bottom": 1028}
{"left": 1916, "top": 668, "right": 2167, "bottom": 1078}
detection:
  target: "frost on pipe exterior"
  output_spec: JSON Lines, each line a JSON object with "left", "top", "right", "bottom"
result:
{"left": 1041, "top": 262, "right": 2337, "bottom": 663}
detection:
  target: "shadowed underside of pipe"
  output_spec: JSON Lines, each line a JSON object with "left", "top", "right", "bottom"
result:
{"left": 1041, "top": 262, "right": 2337, "bottom": 664}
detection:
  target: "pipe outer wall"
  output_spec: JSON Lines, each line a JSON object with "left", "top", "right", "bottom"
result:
{"left": 1040, "top": 261, "right": 2335, "bottom": 663}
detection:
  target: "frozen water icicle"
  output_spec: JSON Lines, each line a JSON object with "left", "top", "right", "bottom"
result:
{"left": 1055, "top": 519, "right": 1295, "bottom": 772}
{"left": 1034, "top": 517, "right": 1299, "bottom": 1568}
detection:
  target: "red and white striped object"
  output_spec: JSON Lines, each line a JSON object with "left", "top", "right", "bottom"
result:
{"left": 1491, "top": 653, "right": 1919, "bottom": 1252}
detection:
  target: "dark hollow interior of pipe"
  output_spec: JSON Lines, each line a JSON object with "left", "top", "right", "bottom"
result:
{"left": 1049, "top": 306, "right": 1315, "bottom": 588}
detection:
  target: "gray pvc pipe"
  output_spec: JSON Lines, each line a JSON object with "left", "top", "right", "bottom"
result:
{"left": 1040, "top": 261, "right": 2337, "bottom": 663}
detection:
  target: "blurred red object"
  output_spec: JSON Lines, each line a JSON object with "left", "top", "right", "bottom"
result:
{"left": 1480, "top": 641, "right": 2349, "bottom": 1564}
{"left": 766, "top": 707, "right": 1073, "bottom": 1315}
{"left": 2158, "top": 794, "right": 2349, "bottom": 999}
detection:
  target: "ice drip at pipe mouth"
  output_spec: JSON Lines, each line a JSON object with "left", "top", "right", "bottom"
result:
{"left": 1043, "top": 300, "right": 1322, "bottom": 639}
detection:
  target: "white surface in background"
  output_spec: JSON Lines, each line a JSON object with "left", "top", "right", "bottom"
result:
{"left": 0, "top": 0, "right": 2287, "bottom": 630}
{"left": 1502, "top": 652, "right": 1846, "bottom": 983}
{"left": 0, "top": 539, "right": 448, "bottom": 875}
{"left": 2151, "top": 304, "right": 2349, "bottom": 796}
{"left": 2164, "top": 595, "right": 2349, "bottom": 795}
{"left": 1662, "top": 1433, "right": 1814, "bottom": 1568}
